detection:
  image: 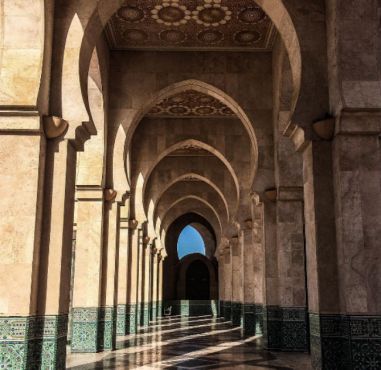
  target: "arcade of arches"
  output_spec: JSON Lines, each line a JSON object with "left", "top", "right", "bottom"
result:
{"left": 0, "top": 1, "right": 380, "bottom": 369}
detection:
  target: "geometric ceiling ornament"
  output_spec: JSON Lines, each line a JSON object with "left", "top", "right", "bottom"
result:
{"left": 146, "top": 89, "right": 236, "bottom": 118}
{"left": 106, "top": 0, "right": 277, "bottom": 51}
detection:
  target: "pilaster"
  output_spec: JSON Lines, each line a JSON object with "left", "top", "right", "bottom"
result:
{"left": 230, "top": 236, "right": 243, "bottom": 327}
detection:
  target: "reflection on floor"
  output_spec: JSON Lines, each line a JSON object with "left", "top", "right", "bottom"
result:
{"left": 66, "top": 315, "right": 312, "bottom": 369}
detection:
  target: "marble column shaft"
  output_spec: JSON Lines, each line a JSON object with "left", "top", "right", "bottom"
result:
{"left": 71, "top": 187, "right": 105, "bottom": 353}
{"left": 242, "top": 227, "right": 255, "bottom": 335}
{"left": 231, "top": 237, "right": 243, "bottom": 326}
{"left": 126, "top": 225, "right": 139, "bottom": 333}
{"left": 101, "top": 200, "right": 120, "bottom": 350}
{"left": 116, "top": 205, "right": 130, "bottom": 335}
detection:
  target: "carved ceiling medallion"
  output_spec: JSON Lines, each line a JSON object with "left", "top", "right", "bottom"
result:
{"left": 106, "top": 0, "right": 276, "bottom": 51}
{"left": 146, "top": 90, "right": 236, "bottom": 118}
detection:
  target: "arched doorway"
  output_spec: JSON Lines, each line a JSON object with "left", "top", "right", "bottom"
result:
{"left": 186, "top": 259, "right": 210, "bottom": 300}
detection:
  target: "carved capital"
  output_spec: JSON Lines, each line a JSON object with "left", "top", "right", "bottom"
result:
{"left": 143, "top": 236, "right": 151, "bottom": 246}
{"left": 264, "top": 188, "right": 277, "bottom": 202}
{"left": 313, "top": 117, "right": 335, "bottom": 140}
{"left": 129, "top": 219, "right": 138, "bottom": 230}
{"left": 43, "top": 116, "right": 68, "bottom": 139}
{"left": 244, "top": 218, "right": 253, "bottom": 230}
{"left": 104, "top": 189, "right": 117, "bottom": 202}
{"left": 230, "top": 235, "right": 239, "bottom": 247}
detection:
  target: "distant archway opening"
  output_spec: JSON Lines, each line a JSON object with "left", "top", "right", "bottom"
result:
{"left": 186, "top": 259, "right": 210, "bottom": 300}
{"left": 177, "top": 225, "right": 206, "bottom": 259}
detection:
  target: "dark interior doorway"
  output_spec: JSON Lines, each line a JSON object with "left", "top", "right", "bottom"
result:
{"left": 186, "top": 260, "right": 210, "bottom": 300}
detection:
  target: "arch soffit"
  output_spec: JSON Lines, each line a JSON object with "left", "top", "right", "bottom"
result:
{"left": 161, "top": 210, "right": 221, "bottom": 253}
{"left": 160, "top": 196, "right": 222, "bottom": 240}
{"left": 79, "top": 1, "right": 302, "bottom": 144}
{"left": 152, "top": 173, "right": 232, "bottom": 224}
{"left": 153, "top": 182, "right": 229, "bottom": 234}
{"left": 141, "top": 139, "right": 240, "bottom": 213}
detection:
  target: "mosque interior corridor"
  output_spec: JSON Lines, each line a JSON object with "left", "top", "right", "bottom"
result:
{"left": 0, "top": 1, "right": 380, "bottom": 369}
{"left": 67, "top": 315, "right": 312, "bottom": 370}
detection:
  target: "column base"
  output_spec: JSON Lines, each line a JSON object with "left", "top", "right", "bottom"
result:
{"left": 151, "top": 301, "right": 157, "bottom": 322}
{"left": 264, "top": 306, "right": 308, "bottom": 352}
{"left": 0, "top": 315, "right": 68, "bottom": 369}
{"left": 139, "top": 303, "right": 150, "bottom": 328}
{"left": 71, "top": 307, "right": 116, "bottom": 353}
{"left": 243, "top": 304, "right": 256, "bottom": 336}
{"left": 219, "top": 300, "right": 224, "bottom": 317}
{"left": 310, "top": 313, "right": 381, "bottom": 370}
{"left": 255, "top": 304, "right": 264, "bottom": 335}
{"left": 231, "top": 302, "right": 242, "bottom": 327}
{"left": 126, "top": 304, "right": 137, "bottom": 334}
{"left": 116, "top": 304, "right": 127, "bottom": 336}
{"left": 223, "top": 301, "right": 232, "bottom": 321}
{"left": 157, "top": 301, "right": 163, "bottom": 318}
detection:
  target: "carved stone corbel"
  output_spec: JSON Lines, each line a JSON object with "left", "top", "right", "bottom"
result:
{"left": 104, "top": 189, "right": 117, "bottom": 202}
{"left": 143, "top": 236, "right": 150, "bottom": 246}
{"left": 129, "top": 219, "right": 138, "bottom": 230}
{"left": 43, "top": 116, "right": 68, "bottom": 139}
{"left": 313, "top": 117, "right": 335, "bottom": 140}
{"left": 264, "top": 188, "right": 277, "bottom": 202}
{"left": 244, "top": 218, "right": 253, "bottom": 230}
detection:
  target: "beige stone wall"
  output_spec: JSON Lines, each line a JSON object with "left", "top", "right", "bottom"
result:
{"left": 0, "top": 132, "right": 45, "bottom": 315}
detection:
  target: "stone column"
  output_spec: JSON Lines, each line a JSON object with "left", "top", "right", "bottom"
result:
{"left": 242, "top": 221, "right": 256, "bottom": 336}
{"left": 140, "top": 236, "right": 151, "bottom": 327}
{"left": 126, "top": 219, "right": 139, "bottom": 334}
{"left": 71, "top": 186, "right": 105, "bottom": 353}
{"left": 218, "top": 251, "right": 225, "bottom": 317}
{"left": 157, "top": 252, "right": 164, "bottom": 317}
{"left": 151, "top": 247, "right": 159, "bottom": 321}
{"left": 262, "top": 199, "right": 280, "bottom": 349}
{"left": 223, "top": 248, "right": 232, "bottom": 321}
{"left": 301, "top": 132, "right": 340, "bottom": 368}
{"left": 116, "top": 203, "right": 130, "bottom": 335}
{"left": 275, "top": 187, "right": 308, "bottom": 351}
{"left": 137, "top": 228, "right": 144, "bottom": 326}
{"left": 0, "top": 114, "right": 77, "bottom": 369}
{"left": 38, "top": 136, "right": 78, "bottom": 366}
{"left": 252, "top": 198, "right": 265, "bottom": 335}
{"left": 307, "top": 114, "right": 381, "bottom": 369}
{"left": 231, "top": 236, "right": 243, "bottom": 327}
{"left": 101, "top": 196, "right": 120, "bottom": 350}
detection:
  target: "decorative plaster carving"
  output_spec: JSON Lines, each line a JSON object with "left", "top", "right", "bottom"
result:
{"left": 147, "top": 90, "right": 235, "bottom": 118}
{"left": 105, "top": 0, "right": 276, "bottom": 51}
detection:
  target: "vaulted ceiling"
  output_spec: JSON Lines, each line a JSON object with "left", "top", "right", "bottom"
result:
{"left": 105, "top": 0, "right": 276, "bottom": 51}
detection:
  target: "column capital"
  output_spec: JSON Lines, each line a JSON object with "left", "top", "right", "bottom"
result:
{"left": 230, "top": 235, "right": 239, "bottom": 247}
{"left": 142, "top": 236, "right": 150, "bottom": 247}
{"left": 104, "top": 189, "right": 117, "bottom": 202}
{"left": 129, "top": 219, "right": 139, "bottom": 230}
{"left": 264, "top": 188, "right": 277, "bottom": 202}
{"left": 43, "top": 116, "right": 68, "bottom": 139}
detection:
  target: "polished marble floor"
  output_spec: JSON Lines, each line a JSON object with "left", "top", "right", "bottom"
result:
{"left": 66, "top": 315, "right": 312, "bottom": 369}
